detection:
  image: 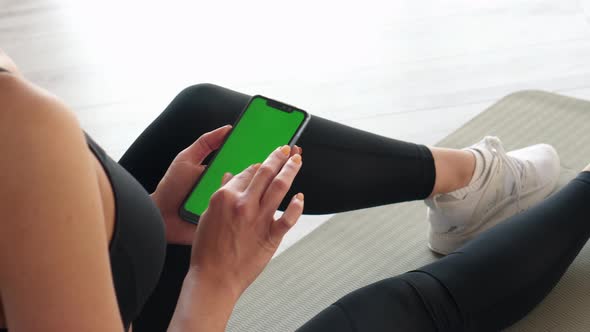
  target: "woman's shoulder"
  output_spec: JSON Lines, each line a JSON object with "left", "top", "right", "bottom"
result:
{"left": 0, "top": 73, "right": 83, "bottom": 150}
{"left": 0, "top": 73, "right": 70, "bottom": 115}
{"left": 0, "top": 74, "right": 93, "bottom": 213}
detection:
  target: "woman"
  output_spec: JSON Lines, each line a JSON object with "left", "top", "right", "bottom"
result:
{"left": 1, "top": 49, "right": 587, "bottom": 331}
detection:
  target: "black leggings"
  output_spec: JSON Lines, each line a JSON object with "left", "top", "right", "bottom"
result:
{"left": 121, "top": 84, "right": 590, "bottom": 331}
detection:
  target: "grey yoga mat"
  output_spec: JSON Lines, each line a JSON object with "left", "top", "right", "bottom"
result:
{"left": 227, "top": 91, "right": 590, "bottom": 332}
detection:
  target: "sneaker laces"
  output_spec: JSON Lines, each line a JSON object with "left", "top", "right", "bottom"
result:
{"left": 484, "top": 136, "right": 527, "bottom": 211}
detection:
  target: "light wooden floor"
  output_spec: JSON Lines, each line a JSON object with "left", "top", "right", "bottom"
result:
{"left": 2, "top": 0, "right": 590, "bottom": 255}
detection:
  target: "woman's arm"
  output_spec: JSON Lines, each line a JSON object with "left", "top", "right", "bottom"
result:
{"left": 0, "top": 76, "right": 124, "bottom": 331}
{"left": 168, "top": 269, "right": 241, "bottom": 331}
{"left": 165, "top": 145, "right": 304, "bottom": 331}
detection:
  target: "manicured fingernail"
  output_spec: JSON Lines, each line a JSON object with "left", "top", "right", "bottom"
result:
{"left": 291, "top": 154, "right": 302, "bottom": 164}
{"left": 295, "top": 193, "right": 304, "bottom": 201}
{"left": 222, "top": 172, "right": 232, "bottom": 183}
{"left": 280, "top": 145, "right": 291, "bottom": 156}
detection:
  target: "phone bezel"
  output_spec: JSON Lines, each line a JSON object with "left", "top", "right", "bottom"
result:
{"left": 178, "top": 95, "right": 311, "bottom": 224}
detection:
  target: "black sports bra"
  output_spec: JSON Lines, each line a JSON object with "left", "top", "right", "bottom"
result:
{"left": 85, "top": 134, "right": 166, "bottom": 329}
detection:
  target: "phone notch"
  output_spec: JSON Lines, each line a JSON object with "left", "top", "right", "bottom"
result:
{"left": 266, "top": 99, "right": 295, "bottom": 113}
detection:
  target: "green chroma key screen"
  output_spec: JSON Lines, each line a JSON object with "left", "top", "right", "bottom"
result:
{"left": 183, "top": 96, "right": 306, "bottom": 217}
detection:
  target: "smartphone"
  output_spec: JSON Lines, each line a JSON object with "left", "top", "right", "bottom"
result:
{"left": 179, "top": 95, "right": 311, "bottom": 224}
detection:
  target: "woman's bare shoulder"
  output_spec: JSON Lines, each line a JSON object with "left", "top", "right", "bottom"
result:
{"left": 0, "top": 75, "right": 91, "bottom": 223}
{"left": 0, "top": 76, "right": 124, "bottom": 330}
{"left": 0, "top": 72, "right": 74, "bottom": 120}
{"left": 0, "top": 73, "right": 84, "bottom": 153}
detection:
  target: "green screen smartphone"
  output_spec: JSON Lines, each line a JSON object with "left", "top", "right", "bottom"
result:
{"left": 179, "top": 95, "right": 311, "bottom": 224}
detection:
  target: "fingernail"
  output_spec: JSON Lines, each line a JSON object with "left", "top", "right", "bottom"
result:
{"left": 280, "top": 145, "right": 291, "bottom": 156}
{"left": 222, "top": 172, "right": 232, "bottom": 183}
{"left": 253, "top": 163, "right": 261, "bottom": 170}
{"left": 295, "top": 193, "right": 304, "bottom": 201}
{"left": 291, "top": 154, "right": 302, "bottom": 164}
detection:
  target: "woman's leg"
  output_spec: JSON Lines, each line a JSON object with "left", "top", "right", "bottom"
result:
{"left": 119, "top": 83, "right": 477, "bottom": 213}
{"left": 123, "top": 83, "right": 474, "bottom": 330}
{"left": 298, "top": 271, "right": 460, "bottom": 331}
{"left": 299, "top": 171, "right": 590, "bottom": 331}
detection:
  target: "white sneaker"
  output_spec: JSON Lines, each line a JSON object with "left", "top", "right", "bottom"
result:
{"left": 425, "top": 136, "right": 560, "bottom": 255}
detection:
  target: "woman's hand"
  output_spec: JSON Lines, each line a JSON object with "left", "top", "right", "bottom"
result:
{"left": 190, "top": 144, "right": 304, "bottom": 297}
{"left": 151, "top": 125, "right": 302, "bottom": 245}
{"left": 150, "top": 125, "right": 232, "bottom": 244}
{"left": 167, "top": 141, "right": 304, "bottom": 332}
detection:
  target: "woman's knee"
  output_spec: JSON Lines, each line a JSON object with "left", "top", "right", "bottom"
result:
{"left": 169, "top": 83, "right": 250, "bottom": 120}
{"left": 330, "top": 276, "right": 439, "bottom": 331}
{"left": 296, "top": 304, "right": 355, "bottom": 332}
{"left": 174, "top": 83, "right": 226, "bottom": 104}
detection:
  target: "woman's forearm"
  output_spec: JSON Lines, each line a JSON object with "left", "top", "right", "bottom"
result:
{"left": 168, "top": 268, "right": 241, "bottom": 332}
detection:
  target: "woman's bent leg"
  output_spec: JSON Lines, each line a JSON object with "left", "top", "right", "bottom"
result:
{"left": 119, "top": 83, "right": 437, "bottom": 214}
{"left": 298, "top": 272, "right": 459, "bottom": 331}
{"left": 419, "top": 171, "right": 590, "bottom": 330}
{"left": 300, "top": 172, "right": 590, "bottom": 331}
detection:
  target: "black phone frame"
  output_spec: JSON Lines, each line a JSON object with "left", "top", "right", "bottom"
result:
{"left": 178, "top": 95, "right": 311, "bottom": 224}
